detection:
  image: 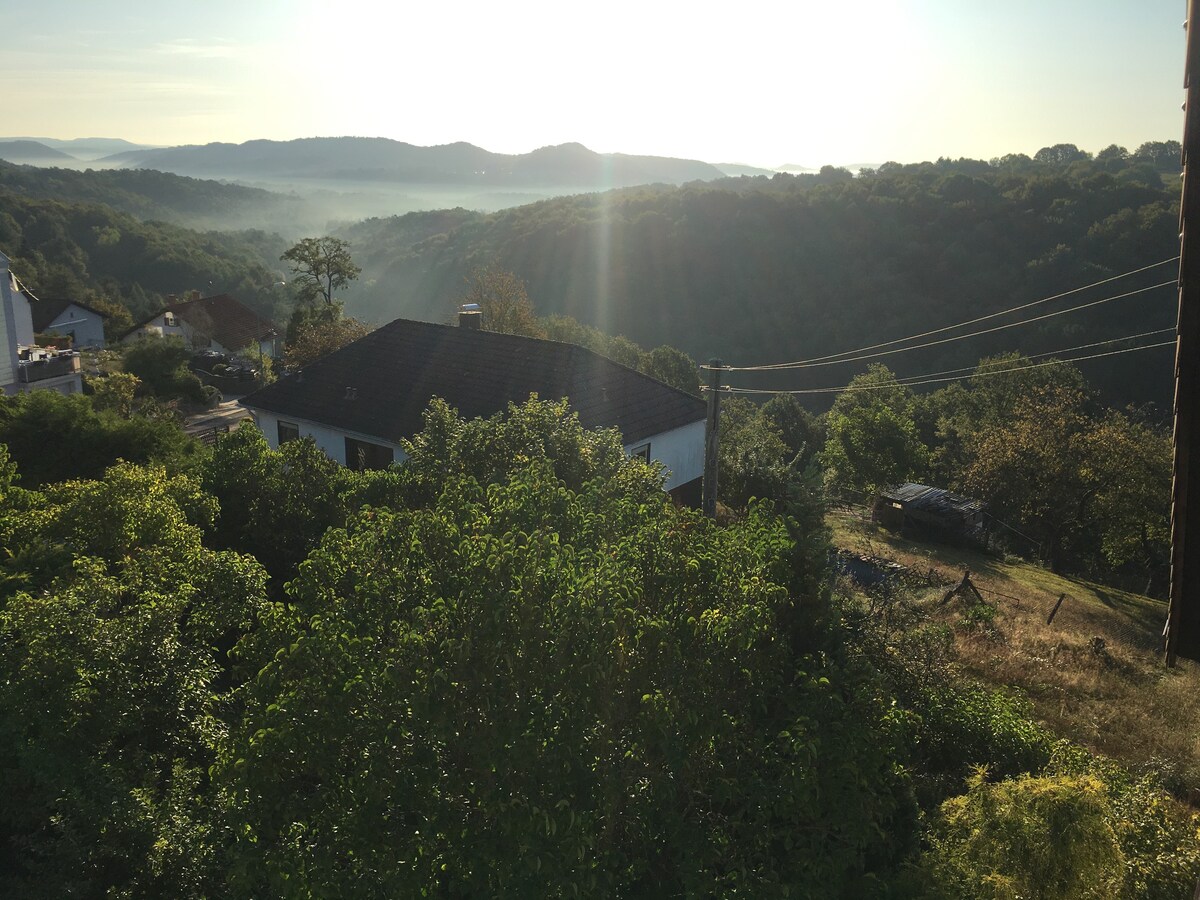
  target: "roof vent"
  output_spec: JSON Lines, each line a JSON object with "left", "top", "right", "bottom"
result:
{"left": 458, "top": 303, "right": 482, "bottom": 329}
{"left": 344, "top": 386, "right": 358, "bottom": 400}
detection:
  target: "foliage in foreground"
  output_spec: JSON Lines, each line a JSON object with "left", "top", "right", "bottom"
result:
{"left": 0, "top": 387, "right": 196, "bottom": 486}
{"left": 0, "top": 462, "right": 268, "bottom": 898}
{"left": 0, "top": 399, "right": 918, "bottom": 898}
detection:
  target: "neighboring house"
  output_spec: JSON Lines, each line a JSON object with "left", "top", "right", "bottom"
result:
{"left": 30, "top": 298, "right": 109, "bottom": 348}
{"left": 240, "top": 314, "right": 707, "bottom": 504}
{"left": 0, "top": 252, "right": 83, "bottom": 396}
{"left": 124, "top": 292, "right": 279, "bottom": 358}
{"left": 873, "top": 482, "right": 985, "bottom": 544}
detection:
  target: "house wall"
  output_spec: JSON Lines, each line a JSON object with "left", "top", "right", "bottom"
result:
{"left": 245, "top": 403, "right": 705, "bottom": 490}
{"left": 245, "top": 408, "right": 409, "bottom": 466}
{"left": 629, "top": 419, "right": 705, "bottom": 491}
{"left": 49, "top": 306, "right": 106, "bottom": 348}
{"left": 0, "top": 257, "right": 18, "bottom": 391}
{"left": 11, "top": 289, "right": 34, "bottom": 347}
{"left": 126, "top": 315, "right": 192, "bottom": 346}
{"left": 126, "top": 316, "right": 272, "bottom": 358}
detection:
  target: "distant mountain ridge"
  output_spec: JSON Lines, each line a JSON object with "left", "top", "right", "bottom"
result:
{"left": 0, "top": 140, "right": 77, "bottom": 163}
{"left": 100, "top": 136, "right": 726, "bottom": 188}
{"left": 4, "top": 136, "right": 156, "bottom": 160}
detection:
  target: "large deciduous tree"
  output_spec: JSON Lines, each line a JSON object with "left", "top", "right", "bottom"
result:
{"left": 283, "top": 301, "right": 369, "bottom": 368}
{"left": 219, "top": 398, "right": 915, "bottom": 897}
{"left": 280, "top": 236, "right": 361, "bottom": 306}
{"left": 460, "top": 266, "right": 544, "bottom": 337}
{"left": 822, "top": 365, "right": 928, "bottom": 498}
{"left": 960, "top": 385, "right": 1094, "bottom": 572}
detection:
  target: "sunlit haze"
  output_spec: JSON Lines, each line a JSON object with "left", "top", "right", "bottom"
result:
{"left": 3, "top": 0, "right": 1187, "bottom": 166}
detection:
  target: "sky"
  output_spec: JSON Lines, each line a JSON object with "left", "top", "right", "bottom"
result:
{"left": 1, "top": 0, "right": 1188, "bottom": 167}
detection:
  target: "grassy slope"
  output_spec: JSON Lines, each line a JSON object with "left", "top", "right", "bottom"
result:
{"left": 829, "top": 509, "right": 1200, "bottom": 797}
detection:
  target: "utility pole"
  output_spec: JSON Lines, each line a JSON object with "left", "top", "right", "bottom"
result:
{"left": 1167, "top": 0, "right": 1200, "bottom": 665}
{"left": 702, "top": 359, "right": 723, "bottom": 518}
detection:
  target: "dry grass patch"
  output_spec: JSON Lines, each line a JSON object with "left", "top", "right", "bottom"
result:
{"left": 829, "top": 509, "right": 1200, "bottom": 797}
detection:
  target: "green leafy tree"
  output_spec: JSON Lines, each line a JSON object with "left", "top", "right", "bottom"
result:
{"left": 760, "top": 393, "right": 823, "bottom": 466}
{"left": 961, "top": 385, "right": 1094, "bottom": 571}
{"left": 280, "top": 236, "right": 360, "bottom": 306}
{"left": 638, "top": 344, "right": 700, "bottom": 394}
{"left": 89, "top": 296, "right": 136, "bottom": 343}
{"left": 0, "top": 389, "right": 195, "bottom": 486}
{"left": 821, "top": 365, "right": 928, "bottom": 498}
{"left": 0, "top": 463, "right": 268, "bottom": 898}
{"left": 122, "top": 335, "right": 208, "bottom": 404}
{"left": 283, "top": 301, "right": 369, "bottom": 368}
{"left": 1081, "top": 411, "right": 1172, "bottom": 593}
{"left": 200, "top": 426, "right": 352, "bottom": 582}
{"left": 219, "top": 398, "right": 915, "bottom": 897}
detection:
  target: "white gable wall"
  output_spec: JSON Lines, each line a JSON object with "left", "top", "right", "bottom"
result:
{"left": 627, "top": 419, "right": 704, "bottom": 490}
{"left": 11, "top": 288, "right": 34, "bottom": 347}
{"left": 49, "top": 305, "right": 106, "bottom": 348}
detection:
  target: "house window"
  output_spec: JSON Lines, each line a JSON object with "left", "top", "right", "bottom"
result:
{"left": 164, "top": 312, "right": 177, "bottom": 327}
{"left": 345, "top": 437, "right": 394, "bottom": 471}
{"left": 277, "top": 421, "right": 300, "bottom": 445}
{"left": 630, "top": 443, "right": 651, "bottom": 461}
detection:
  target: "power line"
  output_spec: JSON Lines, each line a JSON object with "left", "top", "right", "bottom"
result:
{"left": 882, "top": 327, "right": 1176, "bottom": 384}
{"left": 723, "top": 338, "right": 1177, "bottom": 396}
{"left": 718, "top": 256, "right": 1180, "bottom": 372}
{"left": 726, "top": 279, "right": 1176, "bottom": 372}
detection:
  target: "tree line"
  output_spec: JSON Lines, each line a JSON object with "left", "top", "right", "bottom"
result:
{"left": 340, "top": 141, "right": 1182, "bottom": 411}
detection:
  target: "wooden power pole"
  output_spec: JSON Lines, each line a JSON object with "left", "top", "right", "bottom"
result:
{"left": 702, "top": 359, "right": 723, "bottom": 518}
{"left": 1167, "top": 0, "right": 1200, "bottom": 665}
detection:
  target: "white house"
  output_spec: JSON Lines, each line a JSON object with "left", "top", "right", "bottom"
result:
{"left": 0, "top": 253, "right": 18, "bottom": 391}
{"left": 124, "top": 292, "right": 279, "bottom": 359}
{"left": 0, "top": 253, "right": 83, "bottom": 396}
{"left": 239, "top": 313, "right": 706, "bottom": 504}
{"left": 30, "top": 298, "right": 109, "bottom": 348}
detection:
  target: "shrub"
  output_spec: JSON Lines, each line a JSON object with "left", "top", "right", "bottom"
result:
{"left": 923, "top": 771, "right": 1125, "bottom": 899}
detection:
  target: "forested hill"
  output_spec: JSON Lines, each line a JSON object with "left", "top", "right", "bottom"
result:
{"left": 340, "top": 143, "right": 1183, "bottom": 410}
{"left": 0, "top": 189, "right": 286, "bottom": 322}
{"left": 0, "top": 160, "right": 303, "bottom": 232}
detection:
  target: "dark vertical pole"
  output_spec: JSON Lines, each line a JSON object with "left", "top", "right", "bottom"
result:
{"left": 702, "top": 359, "right": 723, "bottom": 518}
{"left": 1168, "top": 0, "right": 1200, "bottom": 665}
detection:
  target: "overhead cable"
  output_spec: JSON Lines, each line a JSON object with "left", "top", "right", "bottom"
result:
{"left": 722, "top": 256, "right": 1180, "bottom": 372}
{"left": 721, "top": 339, "right": 1177, "bottom": 396}
{"left": 879, "top": 327, "right": 1176, "bottom": 384}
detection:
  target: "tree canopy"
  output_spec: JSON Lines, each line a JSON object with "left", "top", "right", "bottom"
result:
{"left": 281, "top": 236, "right": 361, "bottom": 306}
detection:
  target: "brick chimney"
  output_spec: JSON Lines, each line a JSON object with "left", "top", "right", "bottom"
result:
{"left": 458, "top": 303, "right": 482, "bottom": 329}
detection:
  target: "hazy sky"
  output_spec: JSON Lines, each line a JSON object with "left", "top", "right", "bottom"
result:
{"left": 2, "top": 0, "right": 1187, "bottom": 167}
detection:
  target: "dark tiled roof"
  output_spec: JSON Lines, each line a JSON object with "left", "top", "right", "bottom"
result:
{"left": 241, "top": 318, "right": 705, "bottom": 446}
{"left": 30, "top": 298, "right": 110, "bottom": 334}
{"left": 127, "top": 294, "right": 276, "bottom": 350}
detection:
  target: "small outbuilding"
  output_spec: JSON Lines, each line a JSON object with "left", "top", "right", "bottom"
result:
{"left": 873, "top": 482, "right": 985, "bottom": 545}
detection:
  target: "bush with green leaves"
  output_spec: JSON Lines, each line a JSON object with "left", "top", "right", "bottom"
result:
{"left": 218, "top": 398, "right": 916, "bottom": 897}
{"left": 200, "top": 426, "right": 354, "bottom": 583}
{"left": 921, "top": 771, "right": 1125, "bottom": 899}
{"left": 0, "top": 388, "right": 196, "bottom": 486}
{"left": 0, "top": 461, "right": 269, "bottom": 898}
{"left": 121, "top": 335, "right": 208, "bottom": 404}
